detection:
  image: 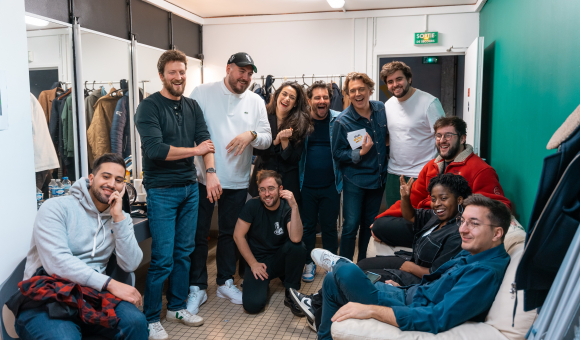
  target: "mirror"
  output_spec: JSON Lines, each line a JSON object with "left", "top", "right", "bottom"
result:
{"left": 26, "top": 14, "right": 75, "bottom": 208}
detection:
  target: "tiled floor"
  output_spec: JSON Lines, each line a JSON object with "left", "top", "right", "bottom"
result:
{"left": 136, "top": 239, "right": 339, "bottom": 340}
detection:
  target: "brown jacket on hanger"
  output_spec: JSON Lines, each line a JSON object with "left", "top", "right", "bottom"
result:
{"left": 38, "top": 87, "right": 64, "bottom": 124}
{"left": 86, "top": 88, "right": 123, "bottom": 165}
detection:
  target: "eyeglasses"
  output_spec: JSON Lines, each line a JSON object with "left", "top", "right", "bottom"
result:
{"left": 258, "top": 186, "right": 278, "bottom": 194}
{"left": 457, "top": 217, "right": 498, "bottom": 230}
{"left": 435, "top": 133, "right": 459, "bottom": 141}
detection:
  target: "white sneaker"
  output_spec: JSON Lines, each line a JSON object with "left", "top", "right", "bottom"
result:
{"left": 166, "top": 309, "right": 204, "bottom": 327}
{"left": 148, "top": 322, "right": 169, "bottom": 340}
{"left": 311, "top": 249, "right": 352, "bottom": 272}
{"left": 216, "top": 278, "right": 243, "bottom": 304}
{"left": 302, "top": 263, "right": 316, "bottom": 282}
{"left": 186, "top": 286, "right": 207, "bottom": 314}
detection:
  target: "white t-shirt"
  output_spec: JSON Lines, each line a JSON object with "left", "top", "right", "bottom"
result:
{"left": 385, "top": 89, "right": 445, "bottom": 178}
{"left": 189, "top": 80, "right": 272, "bottom": 189}
{"left": 30, "top": 93, "right": 59, "bottom": 172}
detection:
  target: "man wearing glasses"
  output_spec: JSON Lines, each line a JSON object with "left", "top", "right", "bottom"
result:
{"left": 371, "top": 116, "right": 511, "bottom": 248}
{"left": 314, "top": 194, "right": 511, "bottom": 339}
{"left": 233, "top": 170, "right": 307, "bottom": 314}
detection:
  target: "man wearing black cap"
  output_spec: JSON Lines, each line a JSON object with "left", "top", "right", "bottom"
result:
{"left": 187, "top": 52, "right": 272, "bottom": 312}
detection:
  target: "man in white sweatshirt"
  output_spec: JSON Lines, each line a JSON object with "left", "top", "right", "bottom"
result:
{"left": 16, "top": 153, "right": 147, "bottom": 340}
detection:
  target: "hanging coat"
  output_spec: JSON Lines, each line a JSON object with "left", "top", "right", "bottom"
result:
{"left": 515, "top": 105, "right": 580, "bottom": 311}
{"left": 330, "top": 82, "right": 344, "bottom": 112}
{"left": 87, "top": 88, "right": 123, "bottom": 165}
{"left": 84, "top": 88, "right": 104, "bottom": 129}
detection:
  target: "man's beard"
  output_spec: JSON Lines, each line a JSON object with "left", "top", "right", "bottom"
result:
{"left": 438, "top": 138, "right": 461, "bottom": 161}
{"left": 89, "top": 185, "right": 113, "bottom": 205}
{"left": 312, "top": 104, "right": 329, "bottom": 120}
{"left": 162, "top": 76, "right": 185, "bottom": 97}
{"left": 391, "top": 82, "right": 411, "bottom": 98}
{"left": 227, "top": 75, "right": 249, "bottom": 94}
{"left": 261, "top": 194, "right": 279, "bottom": 208}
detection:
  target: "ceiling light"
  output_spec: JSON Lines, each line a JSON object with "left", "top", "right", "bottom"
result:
{"left": 327, "top": 0, "right": 345, "bottom": 9}
{"left": 25, "top": 16, "right": 49, "bottom": 27}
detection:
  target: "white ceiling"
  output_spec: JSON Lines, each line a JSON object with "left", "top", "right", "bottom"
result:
{"left": 26, "top": 21, "right": 66, "bottom": 32}
{"left": 166, "top": 0, "right": 476, "bottom": 18}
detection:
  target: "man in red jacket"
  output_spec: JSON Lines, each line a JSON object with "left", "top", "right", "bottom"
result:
{"left": 371, "top": 116, "right": 511, "bottom": 247}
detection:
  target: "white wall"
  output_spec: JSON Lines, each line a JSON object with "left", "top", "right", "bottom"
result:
{"left": 203, "top": 12, "right": 479, "bottom": 99}
{"left": 0, "top": 0, "right": 38, "bottom": 283}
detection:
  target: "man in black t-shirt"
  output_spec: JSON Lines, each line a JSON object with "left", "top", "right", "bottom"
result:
{"left": 234, "top": 170, "right": 307, "bottom": 315}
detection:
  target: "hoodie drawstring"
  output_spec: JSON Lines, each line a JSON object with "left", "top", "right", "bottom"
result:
{"left": 92, "top": 215, "right": 110, "bottom": 257}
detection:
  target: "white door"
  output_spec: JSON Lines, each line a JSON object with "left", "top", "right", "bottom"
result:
{"left": 463, "top": 37, "right": 484, "bottom": 156}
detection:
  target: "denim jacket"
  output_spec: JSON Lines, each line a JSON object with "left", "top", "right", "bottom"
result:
{"left": 390, "top": 244, "right": 510, "bottom": 334}
{"left": 331, "top": 101, "right": 388, "bottom": 189}
{"left": 298, "top": 109, "right": 343, "bottom": 193}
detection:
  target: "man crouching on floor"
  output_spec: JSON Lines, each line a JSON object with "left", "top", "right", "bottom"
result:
{"left": 233, "top": 170, "right": 307, "bottom": 315}
{"left": 11, "top": 153, "right": 146, "bottom": 340}
{"left": 313, "top": 194, "right": 511, "bottom": 339}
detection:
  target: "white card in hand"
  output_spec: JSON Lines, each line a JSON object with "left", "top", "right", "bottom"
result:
{"left": 347, "top": 128, "right": 366, "bottom": 150}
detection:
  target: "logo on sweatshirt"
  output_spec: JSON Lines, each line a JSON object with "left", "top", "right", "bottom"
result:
{"left": 274, "top": 222, "right": 284, "bottom": 236}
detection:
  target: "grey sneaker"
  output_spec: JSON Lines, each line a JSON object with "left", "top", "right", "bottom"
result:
{"left": 310, "top": 249, "right": 352, "bottom": 272}
{"left": 148, "top": 322, "right": 169, "bottom": 340}
{"left": 166, "top": 309, "right": 204, "bottom": 327}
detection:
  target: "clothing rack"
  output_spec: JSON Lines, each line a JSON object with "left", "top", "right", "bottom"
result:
{"left": 254, "top": 74, "right": 346, "bottom": 90}
{"left": 64, "top": 80, "right": 150, "bottom": 92}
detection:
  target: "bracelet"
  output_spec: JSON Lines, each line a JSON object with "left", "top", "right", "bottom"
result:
{"left": 103, "top": 277, "right": 112, "bottom": 291}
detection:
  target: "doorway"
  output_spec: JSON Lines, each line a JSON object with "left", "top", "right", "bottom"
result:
{"left": 377, "top": 55, "right": 465, "bottom": 118}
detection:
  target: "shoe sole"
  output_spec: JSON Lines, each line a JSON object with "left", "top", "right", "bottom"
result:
{"left": 289, "top": 289, "right": 315, "bottom": 321}
{"left": 166, "top": 316, "right": 204, "bottom": 327}
{"left": 306, "top": 316, "right": 317, "bottom": 332}
{"left": 186, "top": 294, "right": 208, "bottom": 314}
{"left": 216, "top": 290, "right": 243, "bottom": 305}
{"left": 302, "top": 276, "right": 314, "bottom": 283}
{"left": 148, "top": 333, "right": 169, "bottom": 340}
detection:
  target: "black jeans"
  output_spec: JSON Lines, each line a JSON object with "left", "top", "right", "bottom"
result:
{"left": 371, "top": 215, "right": 415, "bottom": 248}
{"left": 189, "top": 184, "right": 248, "bottom": 288}
{"left": 242, "top": 240, "right": 307, "bottom": 314}
{"left": 301, "top": 184, "right": 340, "bottom": 264}
{"left": 357, "top": 256, "right": 421, "bottom": 286}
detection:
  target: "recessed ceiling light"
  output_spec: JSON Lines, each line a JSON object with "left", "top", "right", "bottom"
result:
{"left": 25, "top": 16, "right": 49, "bottom": 27}
{"left": 327, "top": 0, "right": 345, "bottom": 9}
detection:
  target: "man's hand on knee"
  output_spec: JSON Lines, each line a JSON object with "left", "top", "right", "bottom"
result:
{"left": 332, "top": 302, "right": 373, "bottom": 322}
{"left": 107, "top": 279, "right": 143, "bottom": 307}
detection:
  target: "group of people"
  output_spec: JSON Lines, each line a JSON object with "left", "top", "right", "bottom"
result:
{"left": 13, "top": 49, "right": 515, "bottom": 340}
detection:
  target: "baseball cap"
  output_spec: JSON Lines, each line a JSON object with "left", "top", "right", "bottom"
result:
{"left": 227, "top": 52, "right": 257, "bottom": 73}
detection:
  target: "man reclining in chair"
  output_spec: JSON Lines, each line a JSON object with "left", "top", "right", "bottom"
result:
{"left": 313, "top": 194, "right": 511, "bottom": 339}
{"left": 13, "top": 153, "right": 146, "bottom": 340}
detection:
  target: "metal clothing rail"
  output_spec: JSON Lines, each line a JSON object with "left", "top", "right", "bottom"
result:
{"left": 254, "top": 74, "right": 347, "bottom": 80}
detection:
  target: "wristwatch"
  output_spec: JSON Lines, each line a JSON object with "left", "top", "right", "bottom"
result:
{"left": 206, "top": 167, "right": 216, "bottom": 174}
{"left": 250, "top": 130, "right": 257, "bottom": 141}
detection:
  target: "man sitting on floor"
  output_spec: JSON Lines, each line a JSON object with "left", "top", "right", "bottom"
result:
{"left": 233, "top": 170, "right": 307, "bottom": 315}
{"left": 14, "top": 153, "right": 146, "bottom": 340}
{"left": 313, "top": 194, "right": 511, "bottom": 339}
{"left": 371, "top": 116, "right": 512, "bottom": 248}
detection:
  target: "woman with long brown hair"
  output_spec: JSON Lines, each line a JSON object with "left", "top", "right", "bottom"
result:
{"left": 249, "top": 81, "right": 313, "bottom": 203}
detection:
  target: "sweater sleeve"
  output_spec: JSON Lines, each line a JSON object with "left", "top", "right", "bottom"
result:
{"left": 135, "top": 100, "right": 171, "bottom": 161}
{"left": 191, "top": 99, "right": 211, "bottom": 146}
{"left": 251, "top": 102, "right": 273, "bottom": 150}
{"left": 392, "top": 266, "right": 500, "bottom": 333}
{"left": 32, "top": 200, "right": 109, "bottom": 291}
{"left": 110, "top": 212, "right": 143, "bottom": 272}
{"left": 472, "top": 167, "right": 512, "bottom": 211}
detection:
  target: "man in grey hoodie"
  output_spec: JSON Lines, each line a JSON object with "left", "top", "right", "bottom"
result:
{"left": 16, "top": 153, "right": 147, "bottom": 340}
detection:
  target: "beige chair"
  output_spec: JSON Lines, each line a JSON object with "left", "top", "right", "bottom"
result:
{"left": 332, "top": 220, "right": 537, "bottom": 340}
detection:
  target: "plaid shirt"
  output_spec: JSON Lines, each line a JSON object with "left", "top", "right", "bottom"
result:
{"left": 18, "top": 273, "right": 122, "bottom": 328}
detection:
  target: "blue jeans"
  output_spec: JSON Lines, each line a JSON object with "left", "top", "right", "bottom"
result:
{"left": 318, "top": 260, "right": 407, "bottom": 340}
{"left": 340, "top": 179, "right": 384, "bottom": 261}
{"left": 301, "top": 184, "right": 340, "bottom": 264}
{"left": 144, "top": 183, "right": 199, "bottom": 323}
{"left": 15, "top": 301, "right": 148, "bottom": 340}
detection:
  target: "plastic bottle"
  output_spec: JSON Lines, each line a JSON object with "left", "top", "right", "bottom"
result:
{"left": 36, "top": 187, "right": 44, "bottom": 210}
{"left": 49, "top": 179, "right": 57, "bottom": 199}
{"left": 54, "top": 179, "right": 65, "bottom": 198}
{"left": 62, "top": 177, "right": 72, "bottom": 195}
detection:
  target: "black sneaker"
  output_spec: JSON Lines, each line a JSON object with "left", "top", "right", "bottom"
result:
{"left": 284, "top": 289, "right": 305, "bottom": 317}
{"left": 288, "top": 288, "right": 316, "bottom": 327}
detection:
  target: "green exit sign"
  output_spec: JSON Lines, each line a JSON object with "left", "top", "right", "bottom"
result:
{"left": 415, "top": 32, "right": 438, "bottom": 45}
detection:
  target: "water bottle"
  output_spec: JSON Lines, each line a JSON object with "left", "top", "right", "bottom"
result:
{"left": 54, "top": 179, "right": 65, "bottom": 197}
{"left": 49, "top": 179, "right": 57, "bottom": 199}
{"left": 62, "top": 177, "right": 72, "bottom": 195}
{"left": 36, "top": 187, "right": 44, "bottom": 210}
